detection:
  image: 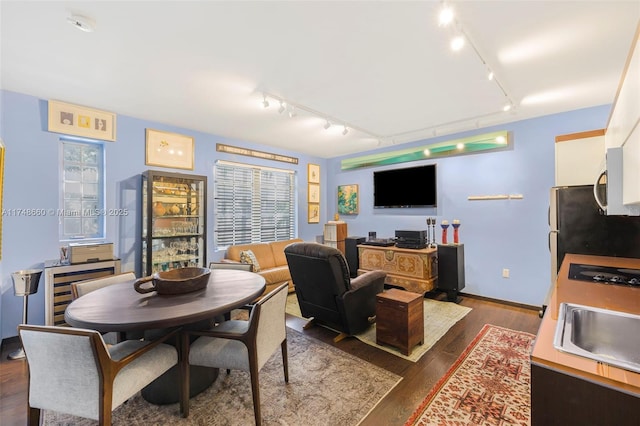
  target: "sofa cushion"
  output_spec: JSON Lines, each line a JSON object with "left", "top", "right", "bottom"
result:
{"left": 239, "top": 250, "right": 261, "bottom": 272}
{"left": 270, "top": 239, "right": 303, "bottom": 266}
{"left": 258, "top": 265, "right": 292, "bottom": 286}
{"left": 227, "top": 243, "right": 276, "bottom": 270}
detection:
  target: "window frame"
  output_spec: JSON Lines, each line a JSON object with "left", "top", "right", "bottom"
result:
{"left": 59, "top": 139, "right": 106, "bottom": 241}
{"left": 213, "top": 160, "right": 296, "bottom": 250}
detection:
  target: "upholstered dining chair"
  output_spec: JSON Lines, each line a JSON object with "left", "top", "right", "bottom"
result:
{"left": 70, "top": 272, "right": 137, "bottom": 299}
{"left": 284, "top": 242, "right": 386, "bottom": 342}
{"left": 18, "top": 324, "right": 182, "bottom": 426}
{"left": 209, "top": 261, "right": 253, "bottom": 272}
{"left": 180, "top": 282, "right": 289, "bottom": 425}
{"left": 71, "top": 272, "right": 139, "bottom": 343}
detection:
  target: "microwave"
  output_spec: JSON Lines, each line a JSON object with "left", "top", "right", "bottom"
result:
{"left": 593, "top": 147, "right": 640, "bottom": 216}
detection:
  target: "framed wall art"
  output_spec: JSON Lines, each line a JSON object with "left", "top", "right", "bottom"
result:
{"left": 48, "top": 100, "right": 117, "bottom": 141}
{"left": 308, "top": 203, "right": 320, "bottom": 223}
{"left": 308, "top": 163, "right": 320, "bottom": 183}
{"left": 145, "top": 129, "right": 194, "bottom": 170}
{"left": 308, "top": 183, "right": 320, "bottom": 203}
{"left": 338, "top": 184, "right": 359, "bottom": 215}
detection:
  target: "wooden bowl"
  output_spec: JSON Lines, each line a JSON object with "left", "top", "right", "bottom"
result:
{"left": 134, "top": 267, "right": 211, "bottom": 295}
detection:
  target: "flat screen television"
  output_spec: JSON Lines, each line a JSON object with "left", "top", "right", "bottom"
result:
{"left": 373, "top": 164, "right": 437, "bottom": 208}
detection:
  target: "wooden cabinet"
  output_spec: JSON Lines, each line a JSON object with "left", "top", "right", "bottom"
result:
{"left": 555, "top": 130, "right": 605, "bottom": 186}
{"left": 324, "top": 221, "right": 347, "bottom": 254}
{"left": 376, "top": 288, "right": 424, "bottom": 356}
{"left": 357, "top": 245, "right": 437, "bottom": 294}
{"left": 44, "top": 259, "right": 121, "bottom": 326}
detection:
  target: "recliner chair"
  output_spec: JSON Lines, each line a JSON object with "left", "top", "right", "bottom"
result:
{"left": 284, "top": 242, "right": 386, "bottom": 341}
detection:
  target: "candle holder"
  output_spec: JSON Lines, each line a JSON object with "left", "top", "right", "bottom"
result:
{"left": 441, "top": 220, "right": 450, "bottom": 245}
{"left": 452, "top": 220, "right": 461, "bottom": 244}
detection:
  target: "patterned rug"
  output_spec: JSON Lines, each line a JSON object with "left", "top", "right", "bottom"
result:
{"left": 286, "top": 294, "right": 471, "bottom": 362}
{"left": 405, "top": 324, "right": 535, "bottom": 426}
{"left": 43, "top": 328, "right": 401, "bottom": 425}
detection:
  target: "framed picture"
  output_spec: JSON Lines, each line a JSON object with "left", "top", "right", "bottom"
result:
{"left": 48, "top": 100, "right": 116, "bottom": 141}
{"left": 308, "top": 163, "right": 320, "bottom": 183}
{"left": 308, "top": 203, "right": 320, "bottom": 223}
{"left": 145, "top": 129, "right": 194, "bottom": 170}
{"left": 308, "top": 183, "right": 320, "bottom": 203}
{"left": 338, "top": 184, "right": 359, "bottom": 215}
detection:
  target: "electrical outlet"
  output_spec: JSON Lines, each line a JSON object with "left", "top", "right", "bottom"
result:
{"left": 502, "top": 268, "right": 510, "bottom": 278}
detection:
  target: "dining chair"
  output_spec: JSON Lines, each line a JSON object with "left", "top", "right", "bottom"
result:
{"left": 180, "top": 282, "right": 289, "bottom": 424}
{"left": 70, "top": 272, "right": 137, "bottom": 299}
{"left": 209, "top": 262, "right": 254, "bottom": 322}
{"left": 18, "top": 324, "right": 183, "bottom": 426}
{"left": 71, "top": 272, "right": 139, "bottom": 343}
{"left": 209, "top": 261, "right": 253, "bottom": 272}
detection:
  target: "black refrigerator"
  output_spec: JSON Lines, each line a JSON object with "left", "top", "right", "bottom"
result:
{"left": 549, "top": 185, "right": 640, "bottom": 279}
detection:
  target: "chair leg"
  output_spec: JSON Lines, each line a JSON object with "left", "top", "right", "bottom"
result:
{"left": 27, "top": 406, "right": 40, "bottom": 426}
{"left": 281, "top": 339, "right": 289, "bottom": 383}
{"left": 249, "top": 357, "right": 262, "bottom": 426}
{"left": 333, "top": 332, "right": 349, "bottom": 343}
{"left": 99, "top": 395, "right": 112, "bottom": 426}
{"left": 180, "top": 332, "right": 190, "bottom": 417}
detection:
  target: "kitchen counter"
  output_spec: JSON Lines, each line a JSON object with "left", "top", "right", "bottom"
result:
{"left": 531, "top": 253, "right": 640, "bottom": 395}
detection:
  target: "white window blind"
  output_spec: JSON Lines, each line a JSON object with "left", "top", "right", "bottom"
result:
{"left": 214, "top": 161, "right": 295, "bottom": 249}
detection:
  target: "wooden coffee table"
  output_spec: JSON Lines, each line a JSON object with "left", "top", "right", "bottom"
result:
{"left": 376, "top": 288, "right": 424, "bottom": 355}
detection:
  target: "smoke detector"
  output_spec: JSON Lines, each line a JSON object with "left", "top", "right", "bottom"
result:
{"left": 67, "top": 14, "right": 96, "bottom": 33}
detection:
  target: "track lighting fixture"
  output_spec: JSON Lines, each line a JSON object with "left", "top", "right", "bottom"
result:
{"left": 487, "top": 70, "right": 494, "bottom": 81}
{"left": 259, "top": 91, "right": 383, "bottom": 140}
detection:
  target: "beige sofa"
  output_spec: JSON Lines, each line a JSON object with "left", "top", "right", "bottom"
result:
{"left": 223, "top": 238, "right": 303, "bottom": 295}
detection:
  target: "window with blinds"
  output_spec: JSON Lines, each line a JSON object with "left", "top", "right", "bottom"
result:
{"left": 214, "top": 161, "right": 296, "bottom": 249}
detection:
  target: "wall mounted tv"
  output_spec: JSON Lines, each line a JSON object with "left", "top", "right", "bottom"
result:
{"left": 373, "top": 164, "right": 437, "bottom": 208}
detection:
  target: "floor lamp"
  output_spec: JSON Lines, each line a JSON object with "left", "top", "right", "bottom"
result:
{"left": 8, "top": 269, "right": 42, "bottom": 360}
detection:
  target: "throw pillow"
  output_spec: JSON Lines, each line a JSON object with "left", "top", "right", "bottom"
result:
{"left": 239, "top": 250, "right": 261, "bottom": 272}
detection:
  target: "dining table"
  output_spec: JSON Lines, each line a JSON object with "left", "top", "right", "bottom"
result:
{"left": 64, "top": 268, "right": 266, "bottom": 404}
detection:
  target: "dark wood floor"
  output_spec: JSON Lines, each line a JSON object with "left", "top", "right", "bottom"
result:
{"left": 0, "top": 292, "right": 541, "bottom": 425}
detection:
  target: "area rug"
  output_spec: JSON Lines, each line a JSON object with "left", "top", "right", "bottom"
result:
{"left": 286, "top": 294, "right": 471, "bottom": 362}
{"left": 405, "top": 324, "right": 535, "bottom": 426}
{"left": 43, "top": 328, "right": 401, "bottom": 426}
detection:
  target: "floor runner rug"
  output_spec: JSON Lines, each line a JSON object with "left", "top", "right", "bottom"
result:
{"left": 405, "top": 324, "right": 535, "bottom": 426}
{"left": 286, "top": 294, "right": 471, "bottom": 362}
{"left": 43, "top": 328, "right": 401, "bottom": 426}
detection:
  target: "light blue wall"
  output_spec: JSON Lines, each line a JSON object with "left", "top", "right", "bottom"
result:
{"left": 327, "top": 105, "right": 611, "bottom": 307}
{"left": 0, "top": 90, "right": 327, "bottom": 339}
{"left": 0, "top": 88, "right": 611, "bottom": 339}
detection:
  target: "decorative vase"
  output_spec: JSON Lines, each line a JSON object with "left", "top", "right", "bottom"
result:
{"left": 452, "top": 219, "right": 461, "bottom": 244}
{"left": 441, "top": 220, "right": 449, "bottom": 244}
{"left": 153, "top": 202, "right": 166, "bottom": 217}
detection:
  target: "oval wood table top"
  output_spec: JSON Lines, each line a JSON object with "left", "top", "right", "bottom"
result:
{"left": 65, "top": 269, "right": 266, "bottom": 332}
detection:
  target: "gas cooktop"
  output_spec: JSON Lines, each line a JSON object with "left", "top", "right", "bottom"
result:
{"left": 568, "top": 263, "right": 640, "bottom": 287}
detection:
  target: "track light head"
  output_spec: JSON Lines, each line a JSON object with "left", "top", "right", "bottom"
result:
{"left": 450, "top": 35, "right": 465, "bottom": 51}
{"left": 278, "top": 101, "right": 285, "bottom": 114}
{"left": 262, "top": 95, "right": 269, "bottom": 109}
{"left": 342, "top": 126, "right": 349, "bottom": 136}
{"left": 288, "top": 106, "right": 297, "bottom": 118}
{"left": 438, "top": 5, "right": 454, "bottom": 27}
{"left": 323, "top": 121, "right": 331, "bottom": 130}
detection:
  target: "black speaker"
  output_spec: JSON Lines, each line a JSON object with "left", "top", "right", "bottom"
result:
{"left": 437, "top": 244, "right": 465, "bottom": 302}
{"left": 345, "top": 236, "right": 366, "bottom": 278}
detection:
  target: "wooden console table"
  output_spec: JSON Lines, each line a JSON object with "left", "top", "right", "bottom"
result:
{"left": 357, "top": 244, "right": 437, "bottom": 294}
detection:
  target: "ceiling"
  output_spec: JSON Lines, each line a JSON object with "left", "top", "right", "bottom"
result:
{"left": 1, "top": 1, "right": 638, "bottom": 159}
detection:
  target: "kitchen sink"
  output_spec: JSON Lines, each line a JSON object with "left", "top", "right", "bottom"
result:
{"left": 553, "top": 303, "right": 640, "bottom": 374}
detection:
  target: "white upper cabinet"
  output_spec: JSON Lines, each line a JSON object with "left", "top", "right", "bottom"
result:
{"left": 555, "top": 130, "right": 605, "bottom": 186}
{"left": 606, "top": 28, "right": 640, "bottom": 150}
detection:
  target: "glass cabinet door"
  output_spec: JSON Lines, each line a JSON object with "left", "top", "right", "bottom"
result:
{"left": 142, "top": 170, "right": 207, "bottom": 276}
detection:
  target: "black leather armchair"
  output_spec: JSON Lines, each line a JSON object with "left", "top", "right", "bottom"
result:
{"left": 284, "top": 242, "right": 386, "bottom": 341}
